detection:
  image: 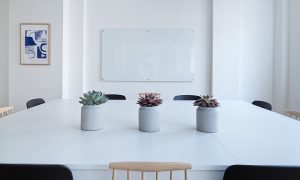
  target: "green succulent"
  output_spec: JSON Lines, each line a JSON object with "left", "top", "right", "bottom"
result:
{"left": 79, "top": 90, "right": 108, "bottom": 105}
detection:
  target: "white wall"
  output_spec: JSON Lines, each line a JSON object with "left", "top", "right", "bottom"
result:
{"left": 83, "top": 0, "right": 213, "bottom": 100}
{"left": 212, "top": 0, "right": 240, "bottom": 100}
{"left": 64, "top": 0, "right": 277, "bottom": 107}
{"left": 273, "top": 0, "right": 289, "bottom": 113}
{"left": 238, "top": 0, "right": 274, "bottom": 103}
{"left": 3, "top": 0, "right": 290, "bottom": 112}
{"left": 212, "top": 0, "right": 274, "bottom": 103}
{"left": 9, "top": 0, "right": 63, "bottom": 111}
{"left": 0, "top": 0, "right": 9, "bottom": 107}
{"left": 288, "top": 0, "right": 300, "bottom": 110}
{"left": 63, "top": 0, "right": 84, "bottom": 99}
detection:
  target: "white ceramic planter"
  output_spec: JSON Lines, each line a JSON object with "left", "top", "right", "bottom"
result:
{"left": 139, "top": 106, "right": 160, "bottom": 132}
{"left": 196, "top": 107, "right": 218, "bottom": 133}
{"left": 81, "top": 105, "right": 103, "bottom": 131}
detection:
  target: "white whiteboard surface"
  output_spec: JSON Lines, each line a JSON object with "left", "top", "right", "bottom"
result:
{"left": 101, "top": 29, "right": 194, "bottom": 82}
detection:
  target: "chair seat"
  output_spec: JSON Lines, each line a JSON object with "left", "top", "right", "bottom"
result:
{"left": 105, "top": 94, "right": 126, "bottom": 100}
{"left": 26, "top": 98, "right": 45, "bottom": 109}
{"left": 252, "top": 100, "right": 272, "bottom": 111}
{"left": 0, "top": 164, "right": 73, "bottom": 180}
{"left": 173, "top": 95, "right": 200, "bottom": 101}
{"left": 223, "top": 165, "right": 300, "bottom": 180}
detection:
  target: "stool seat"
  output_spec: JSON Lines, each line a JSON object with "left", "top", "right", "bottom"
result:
{"left": 109, "top": 162, "right": 192, "bottom": 172}
{"left": 109, "top": 162, "right": 192, "bottom": 180}
{"left": 286, "top": 110, "right": 300, "bottom": 120}
{"left": 0, "top": 106, "right": 14, "bottom": 118}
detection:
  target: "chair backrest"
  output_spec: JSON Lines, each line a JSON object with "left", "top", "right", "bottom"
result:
{"left": 0, "top": 106, "right": 14, "bottom": 118}
{"left": 0, "top": 164, "right": 73, "bottom": 180}
{"left": 173, "top": 95, "right": 200, "bottom": 101}
{"left": 106, "top": 94, "right": 126, "bottom": 100}
{"left": 223, "top": 165, "right": 300, "bottom": 180}
{"left": 110, "top": 162, "right": 191, "bottom": 180}
{"left": 26, "top": 98, "right": 45, "bottom": 109}
{"left": 252, "top": 100, "right": 272, "bottom": 111}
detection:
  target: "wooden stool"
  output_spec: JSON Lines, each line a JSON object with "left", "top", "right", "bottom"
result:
{"left": 0, "top": 106, "right": 14, "bottom": 118}
{"left": 286, "top": 110, "right": 300, "bottom": 120}
{"left": 109, "top": 162, "right": 192, "bottom": 180}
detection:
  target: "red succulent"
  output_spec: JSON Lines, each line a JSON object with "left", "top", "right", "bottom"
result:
{"left": 193, "top": 95, "right": 220, "bottom": 108}
{"left": 137, "top": 93, "right": 163, "bottom": 107}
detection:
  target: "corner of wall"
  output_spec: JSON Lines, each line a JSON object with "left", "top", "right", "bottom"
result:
{"left": 0, "top": 0, "right": 9, "bottom": 107}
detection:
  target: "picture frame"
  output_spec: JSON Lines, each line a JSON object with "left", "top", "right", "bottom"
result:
{"left": 20, "top": 23, "right": 51, "bottom": 65}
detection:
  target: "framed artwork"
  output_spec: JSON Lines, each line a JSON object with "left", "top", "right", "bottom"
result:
{"left": 20, "top": 23, "right": 51, "bottom": 65}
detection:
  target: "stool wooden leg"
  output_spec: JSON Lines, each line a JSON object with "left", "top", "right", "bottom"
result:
{"left": 141, "top": 171, "right": 144, "bottom": 180}
{"left": 170, "top": 171, "right": 173, "bottom": 180}
{"left": 112, "top": 169, "right": 116, "bottom": 180}
{"left": 184, "top": 170, "right": 188, "bottom": 180}
{"left": 127, "top": 170, "right": 131, "bottom": 180}
{"left": 156, "top": 171, "right": 159, "bottom": 180}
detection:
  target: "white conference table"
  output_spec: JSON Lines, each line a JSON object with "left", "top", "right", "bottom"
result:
{"left": 0, "top": 99, "right": 300, "bottom": 180}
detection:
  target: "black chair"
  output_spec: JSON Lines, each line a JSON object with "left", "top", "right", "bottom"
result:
{"left": 252, "top": 100, "right": 272, "bottom": 111}
{"left": 0, "top": 164, "right": 73, "bottom": 180}
{"left": 223, "top": 165, "right": 300, "bottom": 180}
{"left": 173, "top": 95, "right": 200, "bottom": 100}
{"left": 105, "top": 94, "right": 126, "bottom": 100}
{"left": 26, "top": 98, "right": 45, "bottom": 109}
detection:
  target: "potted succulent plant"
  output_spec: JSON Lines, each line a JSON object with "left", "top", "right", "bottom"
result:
{"left": 137, "top": 93, "right": 163, "bottom": 132}
{"left": 193, "top": 95, "right": 220, "bottom": 133}
{"left": 79, "top": 90, "right": 108, "bottom": 131}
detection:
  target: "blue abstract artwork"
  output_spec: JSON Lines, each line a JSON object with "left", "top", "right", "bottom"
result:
{"left": 21, "top": 24, "right": 50, "bottom": 65}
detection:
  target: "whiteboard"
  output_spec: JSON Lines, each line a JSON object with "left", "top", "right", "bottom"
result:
{"left": 101, "top": 29, "right": 194, "bottom": 81}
